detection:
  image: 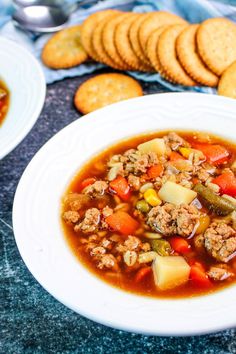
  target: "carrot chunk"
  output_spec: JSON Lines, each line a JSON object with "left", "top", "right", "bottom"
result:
{"left": 169, "top": 151, "right": 185, "bottom": 161}
{"left": 170, "top": 237, "right": 191, "bottom": 254}
{"left": 190, "top": 263, "right": 212, "bottom": 288}
{"left": 147, "top": 164, "right": 164, "bottom": 179}
{"left": 192, "top": 143, "right": 229, "bottom": 165}
{"left": 81, "top": 177, "right": 96, "bottom": 189}
{"left": 135, "top": 267, "right": 152, "bottom": 283}
{"left": 106, "top": 211, "right": 139, "bottom": 235}
{"left": 110, "top": 176, "right": 131, "bottom": 201}
{"left": 212, "top": 172, "right": 236, "bottom": 197}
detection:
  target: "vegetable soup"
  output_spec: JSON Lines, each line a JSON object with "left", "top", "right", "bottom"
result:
{"left": 61, "top": 131, "right": 236, "bottom": 298}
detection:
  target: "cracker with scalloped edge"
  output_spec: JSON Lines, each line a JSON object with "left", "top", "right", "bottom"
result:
{"left": 157, "top": 24, "right": 197, "bottom": 86}
{"left": 81, "top": 10, "right": 120, "bottom": 61}
{"left": 176, "top": 24, "right": 218, "bottom": 87}
{"left": 139, "top": 11, "right": 187, "bottom": 55}
{"left": 146, "top": 25, "right": 169, "bottom": 72}
{"left": 114, "top": 13, "right": 152, "bottom": 72}
{"left": 42, "top": 25, "right": 88, "bottom": 69}
{"left": 74, "top": 73, "right": 143, "bottom": 114}
{"left": 102, "top": 12, "right": 133, "bottom": 70}
{"left": 129, "top": 14, "right": 152, "bottom": 67}
{"left": 91, "top": 12, "right": 123, "bottom": 69}
{"left": 218, "top": 61, "right": 236, "bottom": 98}
{"left": 197, "top": 18, "right": 236, "bottom": 76}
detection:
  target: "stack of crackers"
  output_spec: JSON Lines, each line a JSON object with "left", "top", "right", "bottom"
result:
{"left": 42, "top": 10, "right": 236, "bottom": 99}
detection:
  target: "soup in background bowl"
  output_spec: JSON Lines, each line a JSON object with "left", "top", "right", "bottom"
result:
{"left": 0, "top": 79, "right": 9, "bottom": 126}
{"left": 0, "top": 37, "right": 45, "bottom": 159}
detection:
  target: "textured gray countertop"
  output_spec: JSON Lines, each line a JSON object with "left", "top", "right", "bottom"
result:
{"left": 1, "top": 71, "right": 235, "bottom": 353}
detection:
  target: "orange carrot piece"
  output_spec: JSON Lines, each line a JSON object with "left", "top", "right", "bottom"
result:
{"left": 135, "top": 267, "right": 152, "bottom": 283}
{"left": 170, "top": 237, "right": 191, "bottom": 255}
{"left": 81, "top": 177, "right": 96, "bottom": 189}
{"left": 190, "top": 263, "right": 212, "bottom": 288}
{"left": 110, "top": 176, "right": 131, "bottom": 201}
{"left": 147, "top": 164, "right": 164, "bottom": 179}
{"left": 212, "top": 172, "right": 236, "bottom": 197}
{"left": 192, "top": 177, "right": 200, "bottom": 185}
{"left": 106, "top": 211, "right": 139, "bottom": 235}
{"left": 192, "top": 143, "right": 229, "bottom": 165}
{"left": 169, "top": 151, "right": 185, "bottom": 161}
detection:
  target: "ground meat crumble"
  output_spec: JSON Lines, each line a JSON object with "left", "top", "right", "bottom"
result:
{"left": 83, "top": 180, "right": 108, "bottom": 198}
{"left": 116, "top": 235, "right": 150, "bottom": 254}
{"left": 204, "top": 222, "right": 236, "bottom": 262}
{"left": 128, "top": 174, "right": 141, "bottom": 191}
{"left": 207, "top": 264, "right": 233, "bottom": 281}
{"left": 147, "top": 203, "right": 199, "bottom": 237}
{"left": 63, "top": 210, "right": 80, "bottom": 224}
{"left": 63, "top": 193, "right": 90, "bottom": 211}
{"left": 75, "top": 208, "right": 101, "bottom": 234}
{"left": 164, "top": 132, "right": 190, "bottom": 151}
{"left": 108, "top": 149, "right": 160, "bottom": 176}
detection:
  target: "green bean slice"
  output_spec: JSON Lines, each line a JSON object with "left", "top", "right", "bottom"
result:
{"left": 150, "top": 239, "right": 171, "bottom": 256}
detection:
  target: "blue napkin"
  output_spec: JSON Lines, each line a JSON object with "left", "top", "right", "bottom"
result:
{"left": 1, "top": 0, "right": 236, "bottom": 93}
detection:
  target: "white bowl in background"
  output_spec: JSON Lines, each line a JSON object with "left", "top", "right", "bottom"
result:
{"left": 0, "top": 37, "right": 46, "bottom": 159}
{"left": 13, "top": 93, "right": 236, "bottom": 336}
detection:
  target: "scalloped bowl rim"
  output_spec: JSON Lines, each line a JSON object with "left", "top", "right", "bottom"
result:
{"left": 13, "top": 92, "right": 236, "bottom": 336}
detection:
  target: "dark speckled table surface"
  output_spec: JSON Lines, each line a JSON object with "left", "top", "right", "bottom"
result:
{"left": 1, "top": 70, "right": 236, "bottom": 353}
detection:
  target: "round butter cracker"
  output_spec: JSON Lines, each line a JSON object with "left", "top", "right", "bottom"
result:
{"left": 146, "top": 25, "right": 169, "bottom": 72}
{"left": 102, "top": 12, "right": 133, "bottom": 70}
{"left": 114, "top": 13, "right": 152, "bottom": 72}
{"left": 129, "top": 14, "right": 152, "bottom": 67}
{"left": 42, "top": 25, "right": 88, "bottom": 69}
{"left": 92, "top": 13, "right": 123, "bottom": 69}
{"left": 176, "top": 24, "right": 218, "bottom": 87}
{"left": 81, "top": 10, "right": 120, "bottom": 61}
{"left": 157, "top": 24, "right": 197, "bottom": 86}
{"left": 139, "top": 11, "right": 187, "bottom": 55}
{"left": 74, "top": 73, "right": 143, "bottom": 114}
{"left": 218, "top": 61, "right": 236, "bottom": 99}
{"left": 197, "top": 18, "right": 236, "bottom": 76}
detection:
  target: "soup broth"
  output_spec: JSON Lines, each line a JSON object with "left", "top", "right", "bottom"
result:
{"left": 61, "top": 131, "right": 236, "bottom": 298}
{"left": 0, "top": 80, "right": 9, "bottom": 125}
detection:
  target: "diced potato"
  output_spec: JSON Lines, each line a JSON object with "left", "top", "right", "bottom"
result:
{"left": 158, "top": 181, "right": 197, "bottom": 205}
{"left": 171, "top": 159, "right": 193, "bottom": 172}
{"left": 152, "top": 255, "right": 190, "bottom": 290}
{"left": 137, "top": 138, "right": 166, "bottom": 156}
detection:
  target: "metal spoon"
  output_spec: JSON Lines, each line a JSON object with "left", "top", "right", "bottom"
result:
{"left": 12, "top": 0, "right": 95, "bottom": 33}
{"left": 13, "top": 0, "right": 63, "bottom": 7}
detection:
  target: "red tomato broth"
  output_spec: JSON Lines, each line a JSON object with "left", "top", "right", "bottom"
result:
{"left": 0, "top": 80, "right": 10, "bottom": 126}
{"left": 61, "top": 131, "right": 236, "bottom": 298}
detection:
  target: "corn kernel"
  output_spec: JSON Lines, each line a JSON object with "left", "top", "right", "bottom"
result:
{"left": 179, "top": 147, "right": 192, "bottom": 158}
{"left": 144, "top": 188, "right": 162, "bottom": 207}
